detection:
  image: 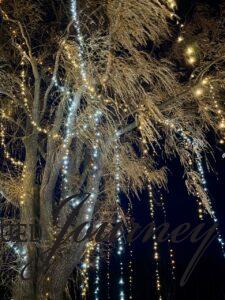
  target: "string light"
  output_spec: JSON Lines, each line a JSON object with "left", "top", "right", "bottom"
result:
{"left": 164, "top": 116, "right": 225, "bottom": 256}
{"left": 61, "top": 93, "right": 79, "bottom": 203}
{"left": 106, "top": 245, "right": 111, "bottom": 300}
{"left": 127, "top": 202, "right": 134, "bottom": 300}
{"left": 139, "top": 113, "right": 163, "bottom": 299}
{"left": 80, "top": 241, "right": 95, "bottom": 298}
{"left": 160, "top": 194, "right": 176, "bottom": 281}
{"left": 177, "top": 127, "right": 225, "bottom": 256}
{"left": 0, "top": 123, "right": 24, "bottom": 167}
{"left": 147, "top": 184, "right": 163, "bottom": 300}
{"left": 19, "top": 56, "right": 49, "bottom": 135}
{"left": 70, "top": 2, "right": 105, "bottom": 298}
{"left": 209, "top": 83, "right": 225, "bottom": 144}
{"left": 70, "top": 0, "right": 87, "bottom": 84}
{"left": 114, "top": 133, "right": 125, "bottom": 300}
{"left": 194, "top": 149, "right": 225, "bottom": 256}
{"left": 94, "top": 244, "right": 100, "bottom": 300}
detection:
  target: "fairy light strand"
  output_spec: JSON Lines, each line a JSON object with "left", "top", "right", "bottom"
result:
{"left": 160, "top": 194, "right": 176, "bottom": 281}
{"left": 80, "top": 241, "right": 95, "bottom": 298}
{"left": 147, "top": 184, "right": 163, "bottom": 300}
{"left": 70, "top": 2, "right": 105, "bottom": 298}
{"left": 128, "top": 202, "right": 134, "bottom": 300}
{"left": 94, "top": 244, "right": 100, "bottom": 299}
{"left": 114, "top": 134, "right": 125, "bottom": 300}
{"left": 106, "top": 245, "right": 111, "bottom": 300}
{"left": 140, "top": 114, "right": 162, "bottom": 299}
{"left": 0, "top": 123, "right": 24, "bottom": 167}
{"left": 178, "top": 128, "right": 225, "bottom": 256}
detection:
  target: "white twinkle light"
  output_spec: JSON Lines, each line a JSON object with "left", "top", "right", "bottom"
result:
{"left": 114, "top": 133, "right": 126, "bottom": 300}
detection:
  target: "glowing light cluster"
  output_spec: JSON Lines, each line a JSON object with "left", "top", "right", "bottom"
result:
{"left": 166, "top": 0, "right": 176, "bottom": 10}
{"left": 185, "top": 46, "right": 197, "bottom": 65}
{"left": 8, "top": 242, "right": 28, "bottom": 277}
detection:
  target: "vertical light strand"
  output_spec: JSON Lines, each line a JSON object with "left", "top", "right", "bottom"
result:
{"left": 70, "top": 0, "right": 87, "bottom": 84}
{"left": 147, "top": 183, "right": 162, "bottom": 300}
{"left": 127, "top": 202, "right": 134, "bottom": 300}
{"left": 159, "top": 194, "right": 176, "bottom": 281}
{"left": 140, "top": 114, "right": 162, "bottom": 299}
{"left": 62, "top": 94, "right": 77, "bottom": 203}
{"left": 184, "top": 141, "right": 204, "bottom": 221}
{"left": 106, "top": 244, "right": 111, "bottom": 300}
{"left": 80, "top": 241, "right": 95, "bottom": 299}
{"left": 178, "top": 128, "right": 225, "bottom": 256}
{"left": 194, "top": 148, "right": 225, "bottom": 256}
{"left": 115, "top": 134, "right": 125, "bottom": 300}
{"left": 71, "top": 0, "right": 102, "bottom": 300}
{"left": 94, "top": 244, "right": 100, "bottom": 300}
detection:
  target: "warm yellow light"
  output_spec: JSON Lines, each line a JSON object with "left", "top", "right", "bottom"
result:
{"left": 186, "top": 46, "right": 195, "bottom": 55}
{"left": 201, "top": 78, "right": 208, "bottom": 85}
{"left": 194, "top": 88, "right": 204, "bottom": 97}
{"left": 188, "top": 56, "right": 196, "bottom": 65}
{"left": 177, "top": 36, "right": 184, "bottom": 43}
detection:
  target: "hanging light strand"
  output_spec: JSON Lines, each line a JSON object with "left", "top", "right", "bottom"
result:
{"left": 160, "top": 194, "right": 176, "bottom": 281}
{"left": 194, "top": 148, "right": 225, "bottom": 256}
{"left": 179, "top": 128, "right": 225, "bottom": 256}
{"left": 80, "top": 241, "right": 95, "bottom": 299}
{"left": 70, "top": 2, "right": 105, "bottom": 298}
{"left": 114, "top": 134, "right": 125, "bottom": 300}
{"left": 127, "top": 202, "right": 134, "bottom": 300}
{"left": 139, "top": 114, "right": 162, "bottom": 299}
{"left": 106, "top": 244, "right": 111, "bottom": 300}
{"left": 94, "top": 244, "right": 100, "bottom": 300}
{"left": 147, "top": 184, "right": 163, "bottom": 300}
{"left": 0, "top": 123, "right": 24, "bottom": 167}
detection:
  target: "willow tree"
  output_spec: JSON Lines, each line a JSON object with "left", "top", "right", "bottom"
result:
{"left": 0, "top": 0, "right": 224, "bottom": 299}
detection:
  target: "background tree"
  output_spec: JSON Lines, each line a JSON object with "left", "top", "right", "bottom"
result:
{"left": 0, "top": 0, "right": 224, "bottom": 299}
